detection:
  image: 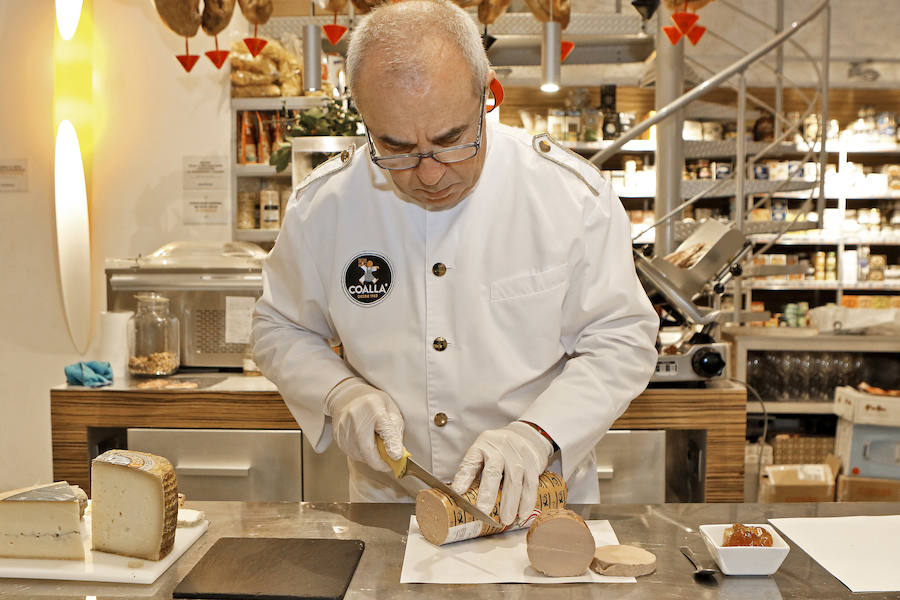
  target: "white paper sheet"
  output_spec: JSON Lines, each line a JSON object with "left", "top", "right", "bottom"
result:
{"left": 400, "top": 517, "right": 636, "bottom": 584}
{"left": 769, "top": 515, "right": 900, "bottom": 593}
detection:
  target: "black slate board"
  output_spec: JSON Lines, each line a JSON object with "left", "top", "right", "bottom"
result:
{"left": 173, "top": 537, "right": 365, "bottom": 600}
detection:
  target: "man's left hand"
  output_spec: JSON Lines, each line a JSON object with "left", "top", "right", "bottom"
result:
{"left": 450, "top": 421, "right": 554, "bottom": 526}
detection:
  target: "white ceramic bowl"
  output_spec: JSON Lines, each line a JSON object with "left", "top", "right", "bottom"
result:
{"left": 699, "top": 523, "right": 790, "bottom": 576}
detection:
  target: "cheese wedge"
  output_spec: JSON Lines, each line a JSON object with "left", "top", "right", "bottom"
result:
{"left": 91, "top": 449, "right": 178, "bottom": 561}
{"left": 0, "top": 481, "right": 86, "bottom": 560}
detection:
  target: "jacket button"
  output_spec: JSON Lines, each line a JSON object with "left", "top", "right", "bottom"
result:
{"left": 434, "top": 412, "right": 448, "bottom": 427}
{"left": 432, "top": 337, "right": 448, "bottom": 351}
{"left": 432, "top": 262, "right": 447, "bottom": 277}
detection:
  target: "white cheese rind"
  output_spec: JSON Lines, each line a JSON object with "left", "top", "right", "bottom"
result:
{"left": 0, "top": 481, "right": 85, "bottom": 560}
{"left": 91, "top": 450, "right": 178, "bottom": 561}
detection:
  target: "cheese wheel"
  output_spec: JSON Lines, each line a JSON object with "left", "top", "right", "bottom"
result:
{"left": 526, "top": 508, "right": 595, "bottom": 577}
{"left": 415, "top": 471, "right": 567, "bottom": 546}
{"left": 91, "top": 450, "right": 178, "bottom": 561}
{"left": 0, "top": 482, "right": 85, "bottom": 560}
{"left": 590, "top": 544, "right": 657, "bottom": 577}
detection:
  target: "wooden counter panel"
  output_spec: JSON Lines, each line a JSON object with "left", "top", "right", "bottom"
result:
{"left": 51, "top": 384, "right": 746, "bottom": 501}
{"left": 614, "top": 386, "right": 746, "bottom": 502}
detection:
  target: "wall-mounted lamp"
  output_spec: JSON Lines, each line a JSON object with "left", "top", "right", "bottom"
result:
{"left": 303, "top": 23, "right": 322, "bottom": 92}
{"left": 541, "top": 20, "right": 561, "bottom": 93}
{"left": 54, "top": 0, "right": 93, "bottom": 354}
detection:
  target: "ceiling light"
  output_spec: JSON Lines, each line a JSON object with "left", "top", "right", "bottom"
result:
{"left": 541, "top": 20, "right": 561, "bottom": 93}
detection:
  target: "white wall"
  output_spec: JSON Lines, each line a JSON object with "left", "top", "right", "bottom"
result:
{"left": 0, "top": 1, "right": 246, "bottom": 490}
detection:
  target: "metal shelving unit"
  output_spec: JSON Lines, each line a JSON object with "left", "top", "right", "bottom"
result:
{"left": 729, "top": 332, "right": 900, "bottom": 416}
{"left": 231, "top": 96, "right": 329, "bottom": 243}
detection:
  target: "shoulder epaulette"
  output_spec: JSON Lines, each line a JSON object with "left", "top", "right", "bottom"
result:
{"left": 295, "top": 143, "right": 357, "bottom": 194}
{"left": 531, "top": 133, "right": 605, "bottom": 195}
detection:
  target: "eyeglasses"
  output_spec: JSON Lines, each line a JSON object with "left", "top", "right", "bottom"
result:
{"left": 365, "top": 91, "right": 485, "bottom": 171}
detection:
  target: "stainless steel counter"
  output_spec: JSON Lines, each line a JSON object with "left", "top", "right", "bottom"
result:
{"left": 2, "top": 501, "right": 899, "bottom": 599}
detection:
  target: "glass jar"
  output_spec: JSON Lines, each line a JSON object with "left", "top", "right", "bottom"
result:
{"left": 127, "top": 293, "right": 180, "bottom": 377}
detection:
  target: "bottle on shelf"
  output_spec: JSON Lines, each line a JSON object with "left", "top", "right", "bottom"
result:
{"left": 600, "top": 85, "right": 620, "bottom": 141}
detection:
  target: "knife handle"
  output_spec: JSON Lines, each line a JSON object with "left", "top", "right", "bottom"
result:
{"left": 375, "top": 435, "right": 410, "bottom": 479}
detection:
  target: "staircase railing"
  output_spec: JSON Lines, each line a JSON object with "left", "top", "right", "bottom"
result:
{"left": 592, "top": 0, "right": 831, "bottom": 326}
{"left": 590, "top": 0, "right": 831, "bottom": 230}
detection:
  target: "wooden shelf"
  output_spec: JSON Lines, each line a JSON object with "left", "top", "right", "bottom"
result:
{"left": 235, "top": 164, "right": 291, "bottom": 177}
{"left": 747, "top": 401, "right": 835, "bottom": 415}
{"left": 231, "top": 96, "right": 328, "bottom": 111}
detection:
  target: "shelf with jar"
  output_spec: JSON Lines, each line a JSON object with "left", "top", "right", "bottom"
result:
{"left": 231, "top": 95, "right": 362, "bottom": 242}
{"left": 725, "top": 330, "right": 900, "bottom": 414}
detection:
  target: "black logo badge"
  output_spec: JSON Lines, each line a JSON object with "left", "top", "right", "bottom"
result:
{"left": 344, "top": 253, "right": 393, "bottom": 306}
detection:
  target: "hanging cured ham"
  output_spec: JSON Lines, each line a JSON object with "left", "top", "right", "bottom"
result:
{"left": 477, "top": 0, "right": 511, "bottom": 25}
{"left": 317, "top": 0, "right": 349, "bottom": 45}
{"left": 201, "top": 0, "right": 235, "bottom": 68}
{"left": 238, "top": 0, "right": 274, "bottom": 56}
{"left": 522, "top": 0, "right": 570, "bottom": 30}
{"left": 154, "top": 0, "right": 202, "bottom": 72}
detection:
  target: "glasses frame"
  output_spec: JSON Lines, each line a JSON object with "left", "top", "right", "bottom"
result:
{"left": 364, "top": 90, "right": 486, "bottom": 171}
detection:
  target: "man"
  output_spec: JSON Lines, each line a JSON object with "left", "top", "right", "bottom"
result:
{"left": 252, "top": 0, "right": 658, "bottom": 526}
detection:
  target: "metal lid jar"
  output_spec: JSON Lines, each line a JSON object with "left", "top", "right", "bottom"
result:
{"left": 127, "top": 293, "right": 179, "bottom": 376}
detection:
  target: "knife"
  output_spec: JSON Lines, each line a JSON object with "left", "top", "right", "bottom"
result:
{"left": 375, "top": 435, "right": 502, "bottom": 528}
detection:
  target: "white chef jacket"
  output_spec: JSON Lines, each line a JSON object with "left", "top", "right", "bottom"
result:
{"left": 252, "top": 120, "right": 659, "bottom": 503}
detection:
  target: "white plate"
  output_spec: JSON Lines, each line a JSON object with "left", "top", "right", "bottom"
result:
{"left": 0, "top": 509, "right": 208, "bottom": 584}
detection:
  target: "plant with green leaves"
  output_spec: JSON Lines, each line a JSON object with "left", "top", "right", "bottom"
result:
{"left": 269, "top": 98, "right": 362, "bottom": 173}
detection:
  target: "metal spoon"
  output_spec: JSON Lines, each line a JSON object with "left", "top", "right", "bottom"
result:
{"left": 680, "top": 546, "right": 717, "bottom": 578}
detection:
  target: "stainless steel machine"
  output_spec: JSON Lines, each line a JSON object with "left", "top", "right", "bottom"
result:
{"left": 106, "top": 241, "right": 266, "bottom": 368}
{"left": 637, "top": 220, "right": 765, "bottom": 383}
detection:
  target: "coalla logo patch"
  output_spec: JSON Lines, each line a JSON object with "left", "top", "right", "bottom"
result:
{"left": 344, "top": 253, "right": 393, "bottom": 306}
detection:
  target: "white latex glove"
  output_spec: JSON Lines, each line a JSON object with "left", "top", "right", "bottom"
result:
{"left": 324, "top": 377, "right": 405, "bottom": 473}
{"left": 451, "top": 421, "right": 554, "bottom": 527}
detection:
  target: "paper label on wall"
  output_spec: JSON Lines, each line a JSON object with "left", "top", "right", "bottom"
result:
{"left": 183, "top": 190, "right": 227, "bottom": 224}
{"left": 225, "top": 296, "right": 256, "bottom": 345}
{"left": 0, "top": 159, "right": 28, "bottom": 192}
{"left": 182, "top": 156, "right": 227, "bottom": 224}
{"left": 183, "top": 156, "right": 227, "bottom": 190}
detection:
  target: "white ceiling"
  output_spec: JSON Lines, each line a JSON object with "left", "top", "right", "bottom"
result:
{"left": 496, "top": 0, "right": 900, "bottom": 88}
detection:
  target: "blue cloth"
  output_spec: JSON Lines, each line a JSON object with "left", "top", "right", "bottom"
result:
{"left": 64, "top": 361, "right": 114, "bottom": 388}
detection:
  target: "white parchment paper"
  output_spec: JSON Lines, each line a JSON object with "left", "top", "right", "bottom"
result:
{"left": 401, "top": 516, "right": 637, "bottom": 584}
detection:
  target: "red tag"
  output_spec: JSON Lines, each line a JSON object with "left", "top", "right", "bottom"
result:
{"left": 663, "top": 25, "right": 683, "bottom": 45}
{"left": 205, "top": 50, "right": 229, "bottom": 69}
{"left": 243, "top": 37, "right": 268, "bottom": 57}
{"left": 671, "top": 11, "right": 699, "bottom": 34}
{"left": 487, "top": 77, "right": 504, "bottom": 113}
{"left": 686, "top": 24, "right": 706, "bottom": 45}
{"left": 176, "top": 54, "right": 200, "bottom": 72}
{"left": 323, "top": 23, "right": 347, "bottom": 46}
{"left": 560, "top": 40, "right": 575, "bottom": 63}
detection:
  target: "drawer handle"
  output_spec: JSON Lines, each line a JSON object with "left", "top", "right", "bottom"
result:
{"left": 596, "top": 466, "right": 614, "bottom": 480}
{"left": 176, "top": 463, "right": 251, "bottom": 477}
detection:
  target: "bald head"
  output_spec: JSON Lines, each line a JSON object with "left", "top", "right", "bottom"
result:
{"left": 346, "top": 0, "right": 490, "bottom": 114}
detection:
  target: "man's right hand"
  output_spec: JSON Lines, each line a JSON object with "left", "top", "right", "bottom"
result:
{"left": 324, "top": 377, "right": 405, "bottom": 473}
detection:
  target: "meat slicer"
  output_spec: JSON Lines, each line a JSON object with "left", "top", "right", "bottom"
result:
{"left": 636, "top": 219, "right": 766, "bottom": 383}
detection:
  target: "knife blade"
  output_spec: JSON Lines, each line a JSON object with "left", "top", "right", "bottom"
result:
{"left": 375, "top": 435, "right": 502, "bottom": 528}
